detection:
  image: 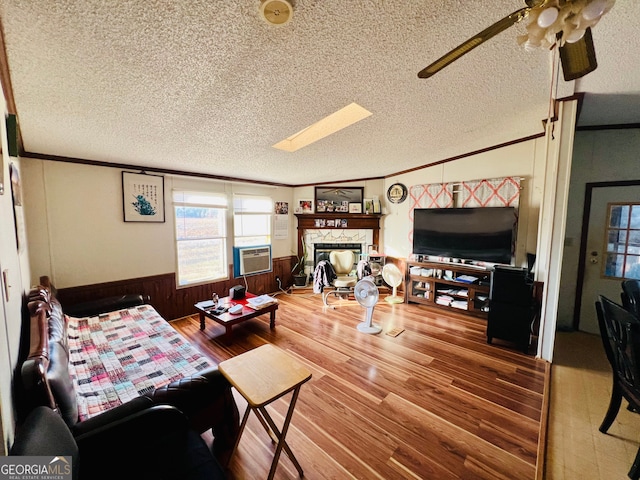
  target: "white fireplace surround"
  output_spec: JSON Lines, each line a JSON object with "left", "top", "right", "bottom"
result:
{"left": 303, "top": 228, "right": 373, "bottom": 272}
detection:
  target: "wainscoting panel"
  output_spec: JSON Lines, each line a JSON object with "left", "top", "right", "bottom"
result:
{"left": 52, "top": 256, "right": 295, "bottom": 320}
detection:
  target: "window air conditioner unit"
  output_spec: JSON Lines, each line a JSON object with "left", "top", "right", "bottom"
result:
{"left": 233, "top": 245, "right": 272, "bottom": 277}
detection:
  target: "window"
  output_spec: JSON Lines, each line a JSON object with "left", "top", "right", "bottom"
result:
{"left": 173, "top": 191, "right": 228, "bottom": 286}
{"left": 603, "top": 202, "right": 640, "bottom": 280}
{"left": 233, "top": 195, "right": 272, "bottom": 247}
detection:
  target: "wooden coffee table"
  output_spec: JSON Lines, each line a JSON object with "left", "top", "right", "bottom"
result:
{"left": 194, "top": 293, "right": 278, "bottom": 340}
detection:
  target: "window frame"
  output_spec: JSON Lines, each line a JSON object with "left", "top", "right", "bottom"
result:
{"left": 602, "top": 201, "right": 640, "bottom": 280}
{"left": 173, "top": 190, "right": 229, "bottom": 288}
{"left": 233, "top": 194, "right": 273, "bottom": 248}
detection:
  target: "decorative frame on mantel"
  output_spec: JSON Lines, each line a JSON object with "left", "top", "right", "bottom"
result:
{"left": 294, "top": 213, "right": 382, "bottom": 262}
{"left": 122, "top": 171, "right": 165, "bottom": 222}
{"left": 315, "top": 186, "right": 363, "bottom": 213}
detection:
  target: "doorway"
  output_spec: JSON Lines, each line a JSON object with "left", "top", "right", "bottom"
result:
{"left": 574, "top": 181, "right": 640, "bottom": 333}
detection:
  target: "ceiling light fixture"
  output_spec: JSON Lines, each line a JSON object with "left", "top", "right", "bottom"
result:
{"left": 519, "top": 0, "right": 615, "bottom": 51}
{"left": 260, "top": 0, "right": 293, "bottom": 26}
{"left": 273, "top": 103, "right": 373, "bottom": 152}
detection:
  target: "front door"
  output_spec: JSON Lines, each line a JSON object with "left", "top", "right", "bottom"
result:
{"left": 578, "top": 185, "right": 640, "bottom": 333}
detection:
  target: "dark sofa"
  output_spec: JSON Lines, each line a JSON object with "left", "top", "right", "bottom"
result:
{"left": 19, "top": 283, "right": 240, "bottom": 477}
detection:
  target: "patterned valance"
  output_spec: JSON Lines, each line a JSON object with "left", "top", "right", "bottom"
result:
{"left": 408, "top": 183, "right": 454, "bottom": 220}
{"left": 459, "top": 176, "right": 521, "bottom": 208}
{"left": 408, "top": 176, "right": 520, "bottom": 212}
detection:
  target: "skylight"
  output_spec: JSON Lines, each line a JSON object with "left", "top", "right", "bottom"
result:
{"left": 273, "top": 102, "right": 372, "bottom": 152}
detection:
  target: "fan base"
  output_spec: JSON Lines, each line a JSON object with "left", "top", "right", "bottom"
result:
{"left": 384, "top": 296, "right": 404, "bottom": 304}
{"left": 357, "top": 322, "right": 382, "bottom": 334}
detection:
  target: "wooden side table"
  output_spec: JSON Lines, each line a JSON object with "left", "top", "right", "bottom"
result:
{"left": 219, "top": 344, "right": 312, "bottom": 479}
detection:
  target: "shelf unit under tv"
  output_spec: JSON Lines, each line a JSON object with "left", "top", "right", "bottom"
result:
{"left": 405, "top": 260, "right": 491, "bottom": 319}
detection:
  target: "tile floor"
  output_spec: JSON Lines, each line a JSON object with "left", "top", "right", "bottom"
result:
{"left": 546, "top": 331, "right": 640, "bottom": 479}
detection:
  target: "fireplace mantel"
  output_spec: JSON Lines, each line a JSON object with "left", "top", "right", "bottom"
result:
{"left": 294, "top": 213, "right": 383, "bottom": 257}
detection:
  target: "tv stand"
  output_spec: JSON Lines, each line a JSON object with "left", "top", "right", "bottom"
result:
{"left": 405, "top": 260, "right": 491, "bottom": 319}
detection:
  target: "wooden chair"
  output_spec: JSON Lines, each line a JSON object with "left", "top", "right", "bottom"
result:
{"left": 622, "top": 279, "right": 640, "bottom": 318}
{"left": 596, "top": 295, "right": 640, "bottom": 479}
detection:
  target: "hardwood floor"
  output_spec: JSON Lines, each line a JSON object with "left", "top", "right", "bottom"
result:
{"left": 171, "top": 291, "right": 549, "bottom": 479}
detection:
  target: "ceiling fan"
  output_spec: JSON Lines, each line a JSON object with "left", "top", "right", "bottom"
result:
{"left": 418, "top": 0, "right": 615, "bottom": 81}
{"left": 322, "top": 188, "right": 352, "bottom": 198}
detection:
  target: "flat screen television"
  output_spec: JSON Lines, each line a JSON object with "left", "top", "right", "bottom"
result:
{"left": 412, "top": 207, "right": 516, "bottom": 265}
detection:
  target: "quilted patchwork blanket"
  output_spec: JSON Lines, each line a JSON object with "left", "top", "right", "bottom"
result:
{"left": 67, "top": 305, "right": 213, "bottom": 421}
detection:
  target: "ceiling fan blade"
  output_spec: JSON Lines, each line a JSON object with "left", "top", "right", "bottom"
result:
{"left": 559, "top": 28, "right": 597, "bottom": 81}
{"left": 418, "top": 7, "right": 530, "bottom": 79}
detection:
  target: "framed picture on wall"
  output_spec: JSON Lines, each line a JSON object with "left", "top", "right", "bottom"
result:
{"left": 315, "top": 186, "right": 363, "bottom": 213}
{"left": 122, "top": 171, "right": 165, "bottom": 222}
{"left": 299, "top": 199, "right": 313, "bottom": 213}
{"left": 9, "top": 162, "right": 25, "bottom": 251}
{"left": 275, "top": 201, "right": 289, "bottom": 214}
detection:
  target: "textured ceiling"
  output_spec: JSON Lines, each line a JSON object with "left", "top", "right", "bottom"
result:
{"left": 1, "top": 1, "right": 639, "bottom": 185}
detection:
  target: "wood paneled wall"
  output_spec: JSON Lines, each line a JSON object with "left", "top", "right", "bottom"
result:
{"left": 52, "top": 256, "right": 296, "bottom": 320}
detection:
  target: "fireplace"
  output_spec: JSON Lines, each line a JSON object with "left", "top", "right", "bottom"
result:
{"left": 294, "top": 213, "right": 382, "bottom": 275}
{"left": 314, "top": 243, "right": 362, "bottom": 268}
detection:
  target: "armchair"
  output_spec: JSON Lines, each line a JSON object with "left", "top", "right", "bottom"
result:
{"left": 322, "top": 250, "right": 358, "bottom": 305}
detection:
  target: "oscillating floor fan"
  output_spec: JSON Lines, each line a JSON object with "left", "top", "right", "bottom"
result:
{"left": 354, "top": 277, "right": 382, "bottom": 334}
{"left": 382, "top": 263, "right": 404, "bottom": 304}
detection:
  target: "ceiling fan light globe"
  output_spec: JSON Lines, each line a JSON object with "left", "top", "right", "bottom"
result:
{"left": 582, "top": 0, "right": 608, "bottom": 21}
{"left": 537, "top": 7, "right": 559, "bottom": 28}
{"left": 565, "top": 28, "right": 586, "bottom": 43}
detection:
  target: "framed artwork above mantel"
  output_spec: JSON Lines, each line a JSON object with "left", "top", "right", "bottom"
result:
{"left": 314, "top": 186, "right": 363, "bottom": 213}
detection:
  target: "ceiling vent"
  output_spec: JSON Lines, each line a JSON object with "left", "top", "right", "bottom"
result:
{"left": 260, "top": 0, "right": 293, "bottom": 26}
